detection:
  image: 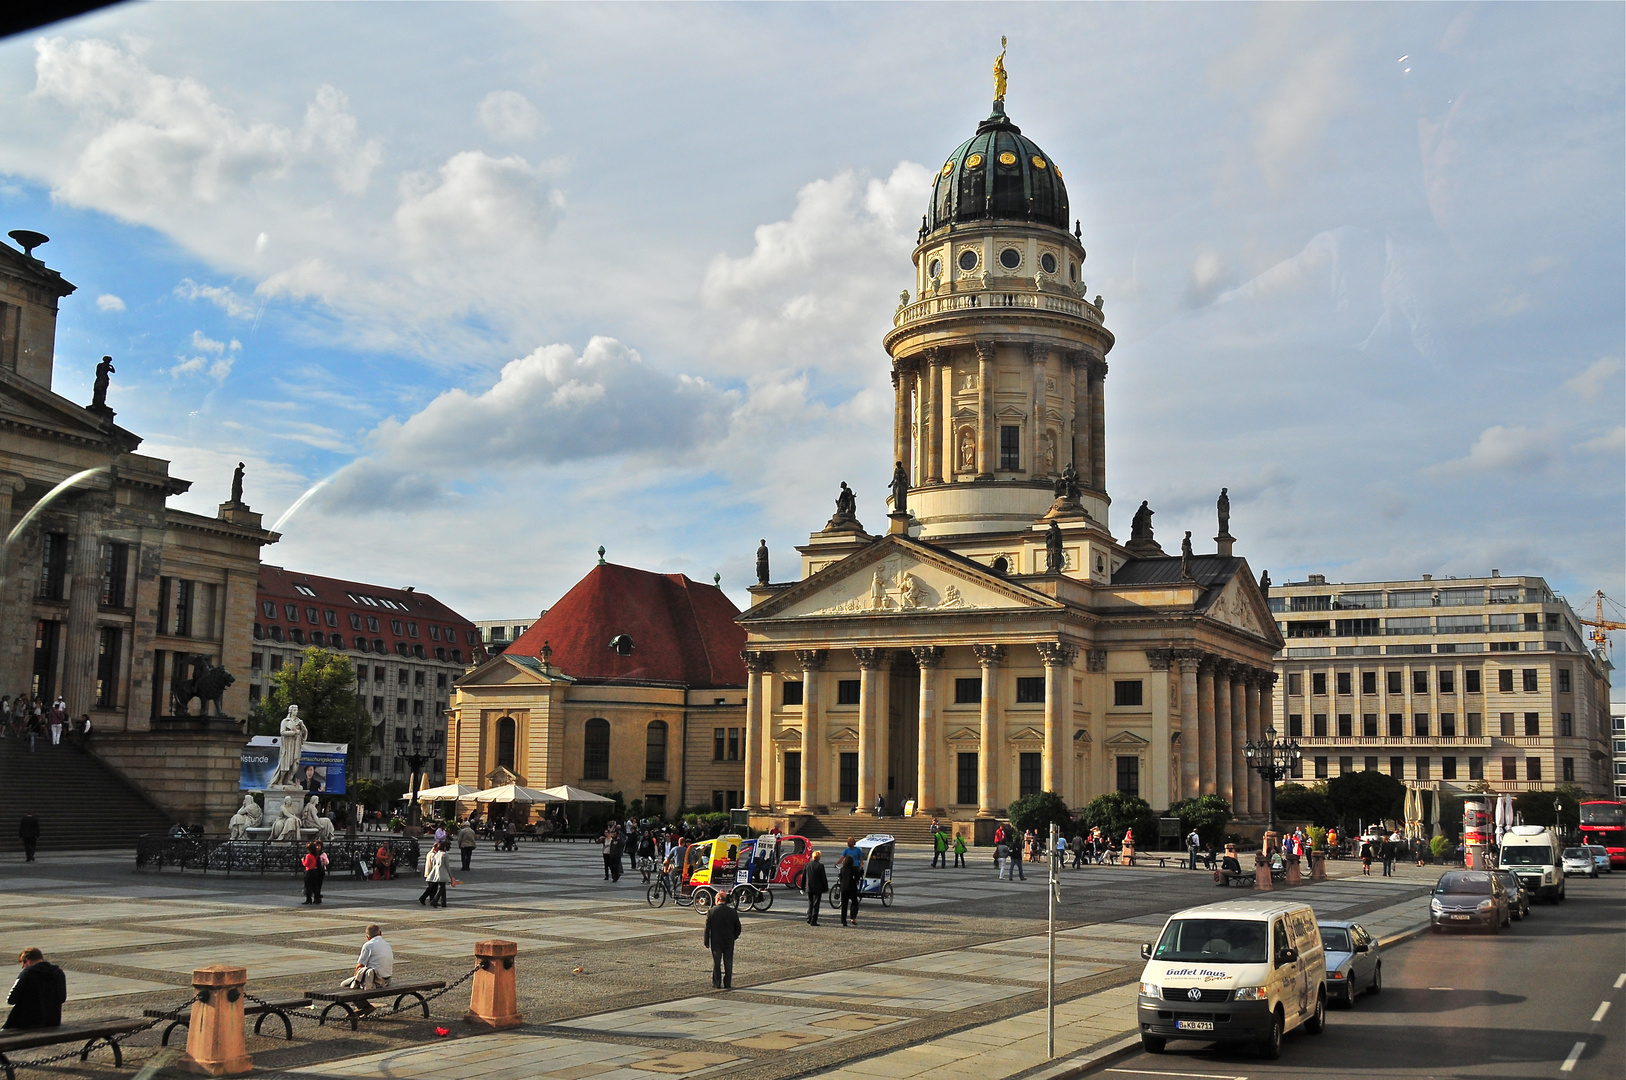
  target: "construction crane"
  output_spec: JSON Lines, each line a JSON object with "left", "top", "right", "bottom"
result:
{"left": 1578, "top": 590, "right": 1626, "bottom": 658}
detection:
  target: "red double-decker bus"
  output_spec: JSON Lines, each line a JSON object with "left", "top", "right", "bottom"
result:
{"left": 1578, "top": 800, "right": 1626, "bottom": 867}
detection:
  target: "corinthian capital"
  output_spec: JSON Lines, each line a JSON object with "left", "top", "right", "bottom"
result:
{"left": 795, "top": 649, "right": 827, "bottom": 671}
{"left": 972, "top": 643, "right": 1006, "bottom": 667}
{"left": 742, "top": 650, "right": 776, "bottom": 674}
{"left": 1037, "top": 641, "right": 1079, "bottom": 667}
{"left": 911, "top": 645, "right": 945, "bottom": 669}
{"left": 852, "top": 647, "right": 888, "bottom": 670}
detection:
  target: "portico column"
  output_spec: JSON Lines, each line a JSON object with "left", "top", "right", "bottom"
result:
{"left": 1146, "top": 649, "right": 1173, "bottom": 809}
{"left": 1029, "top": 343, "right": 1049, "bottom": 477}
{"left": 913, "top": 646, "right": 944, "bottom": 812}
{"left": 973, "top": 644, "right": 1005, "bottom": 815}
{"left": 1177, "top": 652, "right": 1201, "bottom": 800}
{"left": 1088, "top": 358, "right": 1108, "bottom": 491}
{"left": 975, "top": 341, "right": 996, "bottom": 480}
{"left": 796, "top": 649, "right": 826, "bottom": 812}
{"left": 925, "top": 351, "right": 944, "bottom": 483}
{"left": 1214, "top": 661, "right": 1234, "bottom": 807}
{"left": 1231, "top": 671, "right": 1249, "bottom": 816}
{"left": 1039, "top": 642, "right": 1078, "bottom": 794}
{"left": 1245, "top": 670, "right": 1264, "bottom": 818}
{"left": 854, "top": 648, "right": 886, "bottom": 813}
{"left": 61, "top": 503, "right": 106, "bottom": 714}
{"left": 1198, "top": 658, "right": 1217, "bottom": 795}
{"left": 742, "top": 651, "right": 774, "bottom": 811}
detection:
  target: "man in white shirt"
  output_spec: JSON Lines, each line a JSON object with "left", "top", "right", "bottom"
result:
{"left": 341, "top": 925, "right": 393, "bottom": 1013}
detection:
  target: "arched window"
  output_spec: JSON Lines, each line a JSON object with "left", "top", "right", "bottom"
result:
{"left": 645, "top": 720, "right": 667, "bottom": 781}
{"left": 497, "top": 716, "right": 516, "bottom": 772}
{"left": 583, "top": 718, "right": 610, "bottom": 780}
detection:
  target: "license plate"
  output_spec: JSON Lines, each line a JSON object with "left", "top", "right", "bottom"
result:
{"left": 1176, "top": 1020, "right": 1215, "bottom": 1031}
{"left": 1449, "top": 914, "right": 1471, "bottom": 920}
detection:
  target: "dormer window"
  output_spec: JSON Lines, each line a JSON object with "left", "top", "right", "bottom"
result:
{"left": 609, "top": 634, "right": 634, "bottom": 656}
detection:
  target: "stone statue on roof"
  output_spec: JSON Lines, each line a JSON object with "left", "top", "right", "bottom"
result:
{"left": 1045, "top": 519, "right": 1064, "bottom": 573}
{"left": 230, "top": 461, "right": 245, "bottom": 505}
{"left": 1053, "top": 462, "right": 1081, "bottom": 502}
{"left": 993, "top": 36, "right": 1008, "bottom": 103}
{"left": 91, "top": 355, "right": 114, "bottom": 411}
{"left": 1259, "top": 569, "right": 1271, "bottom": 598}
{"left": 889, "top": 461, "right": 909, "bottom": 514}
{"left": 1217, "top": 487, "right": 1231, "bottom": 536}
{"left": 825, "top": 481, "right": 864, "bottom": 533}
{"left": 1180, "top": 531, "right": 1194, "bottom": 581}
{"left": 1131, "top": 500, "right": 1153, "bottom": 542}
{"left": 755, "top": 539, "right": 769, "bottom": 586}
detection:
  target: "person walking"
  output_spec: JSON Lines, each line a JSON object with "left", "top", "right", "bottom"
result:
{"left": 4, "top": 948, "right": 66, "bottom": 1030}
{"left": 703, "top": 896, "right": 742, "bottom": 989}
{"left": 995, "top": 836, "right": 1011, "bottom": 881}
{"left": 457, "top": 821, "right": 478, "bottom": 872}
{"left": 1360, "top": 838, "right": 1373, "bottom": 876}
{"left": 1009, "top": 831, "right": 1026, "bottom": 880}
{"left": 419, "top": 841, "right": 448, "bottom": 907}
{"left": 17, "top": 815, "right": 39, "bottom": 863}
{"left": 47, "top": 699, "right": 65, "bottom": 747}
{"left": 609, "top": 827, "right": 625, "bottom": 883}
{"left": 804, "top": 851, "right": 828, "bottom": 926}
{"left": 873, "top": 793, "right": 885, "bottom": 818}
{"left": 301, "top": 842, "right": 326, "bottom": 905}
{"left": 601, "top": 826, "right": 617, "bottom": 881}
{"left": 931, "top": 827, "right": 948, "bottom": 869}
{"left": 1186, "top": 828, "right": 1201, "bottom": 869}
{"left": 837, "top": 853, "right": 861, "bottom": 926}
{"left": 1380, "top": 834, "right": 1396, "bottom": 877}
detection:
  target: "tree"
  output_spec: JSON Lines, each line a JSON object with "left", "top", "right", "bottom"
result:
{"left": 1325, "top": 770, "right": 1406, "bottom": 830}
{"left": 1078, "top": 791, "right": 1157, "bottom": 846}
{"left": 353, "top": 777, "right": 387, "bottom": 811}
{"left": 1008, "top": 791, "right": 1073, "bottom": 836}
{"left": 1167, "top": 794, "right": 1233, "bottom": 845}
{"left": 249, "top": 647, "right": 372, "bottom": 756}
{"left": 1513, "top": 784, "right": 1587, "bottom": 831}
{"left": 1272, "top": 782, "right": 1332, "bottom": 826}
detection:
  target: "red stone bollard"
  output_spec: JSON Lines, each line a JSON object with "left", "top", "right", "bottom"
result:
{"left": 1254, "top": 852, "right": 1273, "bottom": 891}
{"left": 466, "top": 940, "right": 523, "bottom": 1029}
{"left": 180, "top": 965, "right": 252, "bottom": 1076}
{"left": 1311, "top": 853, "right": 1327, "bottom": 881}
{"left": 1286, "top": 857, "right": 1303, "bottom": 886}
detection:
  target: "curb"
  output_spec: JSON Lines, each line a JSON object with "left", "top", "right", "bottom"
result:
{"left": 1021, "top": 1033, "right": 1145, "bottom": 1080}
{"left": 1376, "top": 920, "right": 1431, "bottom": 949}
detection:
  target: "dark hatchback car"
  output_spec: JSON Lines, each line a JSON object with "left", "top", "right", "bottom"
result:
{"left": 1429, "top": 871, "right": 1512, "bottom": 934}
{"left": 1491, "top": 870, "right": 1531, "bottom": 921}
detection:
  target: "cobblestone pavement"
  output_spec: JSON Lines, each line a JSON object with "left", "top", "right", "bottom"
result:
{"left": 1, "top": 843, "right": 1434, "bottom": 1079}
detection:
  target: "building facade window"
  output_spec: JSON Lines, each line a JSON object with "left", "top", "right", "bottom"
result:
{"left": 783, "top": 751, "right": 800, "bottom": 802}
{"left": 1526, "top": 757, "right": 1541, "bottom": 782}
{"left": 1562, "top": 757, "right": 1575, "bottom": 782}
{"left": 38, "top": 533, "right": 68, "bottom": 600}
{"left": 999, "top": 425, "right": 1021, "bottom": 470}
{"left": 1522, "top": 669, "right": 1538, "bottom": 692}
{"left": 1441, "top": 713, "right": 1456, "bottom": 738}
{"left": 1314, "top": 756, "right": 1329, "bottom": 779}
{"left": 842, "top": 752, "right": 860, "bottom": 803}
{"left": 100, "top": 543, "right": 129, "bottom": 608}
{"left": 1362, "top": 713, "right": 1378, "bottom": 737}
{"left": 1500, "top": 712, "right": 1515, "bottom": 737}
{"left": 1313, "top": 713, "right": 1327, "bottom": 737}
{"left": 645, "top": 720, "right": 667, "bottom": 781}
{"left": 954, "top": 678, "right": 981, "bottom": 704}
{"left": 1288, "top": 673, "right": 1303, "bottom": 696}
{"left": 1361, "top": 671, "right": 1377, "bottom": 695}
{"left": 1415, "top": 756, "right": 1430, "bottom": 780}
{"left": 583, "top": 718, "right": 610, "bottom": 780}
{"left": 1390, "top": 756, "right": 1405, "bottom": 778}
{"left": 1558, "top": 668, "right": 1572, "bottom": 693}
{"left": 94, "top": 627, "right": 122, "bottom": 708}
{"left": 782, "top": 681, "right": 804, "bottom": 706}
{"left": 1016, "top": 677, "right": 1045, "bottom": 704}
{"left": 837, "top": 680, "right": 861, "bottom": 705}
{"left": 1116, "top": 755, "right": 1140, "bottom": 797}
{"left": 1499, "top": 669, "right": 1515, "bottom": 692}
{"left": 1114, "top": 680, "right": 1143, "bottom": 707}
{"left": 1501, "top": 756, "right": 1517, "bottom": 781}
{"left": 1559, "top": 712, "right": 1572, "bottom": 737}
{"left": 1020, "top": 752, "right": 1042, "bottom": 798}
{"left": 1337, "top": 714, "right": 1352, "bottom": 737}
{"left": 956, "top": 752, "right": 977, "bottom": 805}
{"left": 727, "top": 728, "right": 740, "bottom": 761}
{"left": 1469, "top": 756, "right": 1483, "bottom": 780}
{"left": 1465, "top": 669, "right": 1481, "bottom": 693}
{"left": 496, "top": 716, "right": 516, "bottom": 771}
{"left": 1387, "top": 670, "right": 1403, "bottom": 694}
{"left": 1312, "top": 672, "right": 1327, "bottom": 696}
{"left": 1524, "top": 712, "right": 1540, "bottom": 737}
{"left": 1442, "top": 756, "right": 1457, "bottom": 780}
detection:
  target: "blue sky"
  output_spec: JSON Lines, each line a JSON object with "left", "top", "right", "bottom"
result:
{"left": 1, "top": 3, "right": 1621, "bottom": 670}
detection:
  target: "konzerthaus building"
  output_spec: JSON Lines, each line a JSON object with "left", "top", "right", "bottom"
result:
{"left": 737, "top": 77, "right": 1283, "bottom": 827}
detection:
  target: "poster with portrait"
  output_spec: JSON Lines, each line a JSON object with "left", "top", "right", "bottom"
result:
{"left": 240, "top": 736, "right": 348, "bottom": 794}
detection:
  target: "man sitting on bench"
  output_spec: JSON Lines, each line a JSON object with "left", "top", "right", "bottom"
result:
{"left": 338, "top": 925, "right": 393, "bottom": 1016}
{"left": 4, "top": 949, "right": 66, "bottom": 1030}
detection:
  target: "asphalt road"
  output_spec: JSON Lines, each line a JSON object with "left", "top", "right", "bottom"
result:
{"left": 1082, "top": 870, "right": 1625, "bottom": 1080}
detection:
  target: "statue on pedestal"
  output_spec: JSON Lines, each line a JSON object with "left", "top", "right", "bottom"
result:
{"left": 1045, "top": 519, "right": 1064, "bottom": 573}
{"left": 1259, "top": 569, "right": 1271, "bottom": 598}
{"left": 269, "top": 795, "right": 302, "bottom": 841}
{"left": 755, "top": 539, "right": 769, "bottom": 586}
{"left": 1217, "top": 486, "right": 1231, "bottom": 536}
{"left": 301, "top": 796, "right": 335, "bottom": 841}
{"left": 824, "top": 481, "right": 864, "bottom": 533}
{"left": 230, "top": 462, "right": 245, "bottom": 505}
{"left": 269, "top": 705, "right": 307, "bottom": 788}
{"left": 1131, "top": 501, "right": 1154, "bottom": 542}
{"left": 1180, "top": 531, "right": 1194, "bottom": 581}
{"left": 889, "top": 460, "right": 909, "bottom": 514}
{"left": 1053, "top": 462, "right": 1081, "bottom": 503}
{"left": 227, "top": 795, "right": 262, "bottom": 840}
{"left": 91, "top": 356, "right": 114, "bottom": 412}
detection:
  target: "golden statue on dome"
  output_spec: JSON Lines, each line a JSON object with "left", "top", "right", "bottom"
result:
{"left": 993, "top": 36, "right": 1008, "bottom": 103}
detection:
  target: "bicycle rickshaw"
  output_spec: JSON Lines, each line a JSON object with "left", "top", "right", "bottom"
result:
{"left": 761, "top": 834, "right": 815, "bottom": 891}
{"left": 829, "top": 833, "right": 896, "bottom": 907}
{"left": 646, "top": 834, "right": 741, "bottom": 912}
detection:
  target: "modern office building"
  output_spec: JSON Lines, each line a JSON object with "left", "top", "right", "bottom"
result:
{"left": 476, "top": 617, "right": 543, "bottom": 655}
{"left": 1612, "top": 711, "right": 1625, "bottom": 799}
{"left": 1271, "top": 573, "right": 1614, "bottom": 802}
{"left": 252, "top": 565, "right": 483, "bottom": 791}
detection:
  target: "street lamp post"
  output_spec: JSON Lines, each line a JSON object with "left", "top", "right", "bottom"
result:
{"left": 1244, "top": 725, "right": 1302, "bottom": 837}
{"left": 406, "top": 725, "right": 425, "bottom": 828}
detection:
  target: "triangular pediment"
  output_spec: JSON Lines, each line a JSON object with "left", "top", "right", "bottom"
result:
{"left": 1072, "top": 728, "right": 1091, "bottom": 743}
{"left": 0, "top": 370, "right": 143, "bottom": 450}
{"left": 771, "top": 728, "right": 803, "bottom": 744}
{"left": 1007, "top": 726, "right": 1045, "bottom": 744}
{"left": 455, "top": 653, "right": 573, "bottom": 688}
{"left": 827, "top": 726, "right": 859, "bottom": 743}
{"left": 486, "top": 765, "right": 520, "bottom": 785}
{"left": 944, "top": 726, "right": 982, "bottom": 744}
{"left": 742, "top": 536, "right": 1064, "bottom": 622}
{"left": 1106, "top": 730, "right": 1150, "bottom": 747}
{"left": 1203, "top": 564, "right": 1278, "bottom": 644}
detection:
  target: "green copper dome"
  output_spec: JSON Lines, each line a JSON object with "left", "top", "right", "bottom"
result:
{"left": 925, "top": 104, "right": 1070, "bottom": 235}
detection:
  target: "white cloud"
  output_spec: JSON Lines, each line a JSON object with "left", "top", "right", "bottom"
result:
{"left": 477, "top": 90, "right": 545, "bottom": 142}
{"left": 169, "top": 329, "right": 241, "bottom": 379}
{"left": 323, "top": 336, "right": 736, "bottom": 507}
{"left": 175, "top": 277, "right": 255, "bottom": 318}
{"left": 1575, "top": 426, "right": 1625, "bottom": 455}
{"left": 1564, "top": 356, "right": 1621, "bottom": 400}
{"left": 1431, "top": 425, "right": 1558, "bottom": 475}
{"left": 700, "top": 162, "right": 929, "bottom": 381}
{"left": 95, "top": 292, "right": 125, "bottom": 311}
{"left": 394, "top": 150, "right": 564, "bottom": 258}
{"left": 1251, "top": 38, "right": 1351, "bottom": 188}
{"left": 32, "top": 37, "right": 381, "bottom": 218}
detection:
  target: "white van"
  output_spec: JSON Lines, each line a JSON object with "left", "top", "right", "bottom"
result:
{"left": 1136, "top": 899, "right": 1327, "bottom": 1059}
{"left": 1499, "top": 825, "right": 1565, "bottom": 903}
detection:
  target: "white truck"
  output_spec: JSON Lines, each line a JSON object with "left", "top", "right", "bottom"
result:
{"left": 1499, "top": 824, "right": 1565, "bottom": 903}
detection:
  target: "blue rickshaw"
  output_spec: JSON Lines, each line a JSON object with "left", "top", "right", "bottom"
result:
{"left": 829, "top": 833, "right": 896, "bottom": 907}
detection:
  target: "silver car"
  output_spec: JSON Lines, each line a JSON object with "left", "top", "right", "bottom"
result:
{"left": 1318, "top": 919, "right": 1380, "bottom": 1005}
{"left": 1585, "top": 845, "right": 1613, "bottom": 874}
{"left": 1563, "top": 846, "right": 1597, "bottom": 878}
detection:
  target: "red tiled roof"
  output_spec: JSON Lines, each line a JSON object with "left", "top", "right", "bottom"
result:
{"left": 507, "top": 562, "right": 746, "bottom": 687}
{"left": 256, "top": 564, "right": 483, "bottom": 663}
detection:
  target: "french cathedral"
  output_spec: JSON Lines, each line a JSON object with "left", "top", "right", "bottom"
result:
{"left": 738, "top": 80, "right": 1282, "bottom": 830}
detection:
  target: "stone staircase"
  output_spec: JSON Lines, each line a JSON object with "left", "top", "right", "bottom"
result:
{"left": 0, "top": 737, "right": 174, "bottom": 851}
{"left": 797, "top": 812, "right": 942, "bottom": 845}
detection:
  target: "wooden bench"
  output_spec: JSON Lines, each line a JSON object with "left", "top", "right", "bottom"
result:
{"left": 144, "top": 995, "right": 311, "bottom": 1044}
{"left": 0, "top": 1019, "right": 149, "bottom": 1080}
{"left": 307, "top": 981, "right": 444, "bottom": 1030}
{"left": 1215, "top": 868, "right": 1254, "bottom": 887}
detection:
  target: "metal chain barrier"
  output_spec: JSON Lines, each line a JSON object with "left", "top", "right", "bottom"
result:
{"left": 4, "top": 993, "right": 201, "bottom": 1073}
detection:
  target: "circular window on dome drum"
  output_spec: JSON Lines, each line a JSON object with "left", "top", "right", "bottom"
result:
{"left": 1040, "top": 252, "right": 1058, "bottom": 275}
{"left": 928, "top": 257, "right": 942, "bottom": 279}
{"left": 958, "top": 249, "right": 979, "bottom": 271}
{"left": 1032, "top": 156, "right": 1047, "bottom": 170}
{"left": 966, "top": 152, "right": 984, "bottom": 168}
{"left": 998, "top": 151, "right": 1017, "bottom": 166}
{"left": 999, "top": 248, "right": 1022, "bottom": 270}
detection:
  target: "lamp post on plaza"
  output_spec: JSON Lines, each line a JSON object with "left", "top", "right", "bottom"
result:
{"left": 1244, "top": 725, "right": 1302, "bottom": 836}
{"left": 406, "top": 725, "right": 425, "bottom": 828}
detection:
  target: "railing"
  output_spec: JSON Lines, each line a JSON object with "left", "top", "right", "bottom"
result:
{"left": 1296, "top": 735, "right": 1495, "bottom": 748}
{"left": 135, "top": 834, "right": 420, "bottom": 875}
{"left": 893, "top": 288, "right": 1099, "bottom": 327}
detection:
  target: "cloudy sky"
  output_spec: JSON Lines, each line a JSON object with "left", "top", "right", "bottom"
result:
{"left": 1, "top": 3, "right": 1621, "bottom": 667}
